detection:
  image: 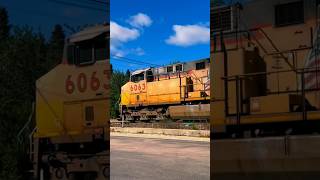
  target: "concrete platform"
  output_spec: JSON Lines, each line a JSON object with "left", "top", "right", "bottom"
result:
{"left": 111, "top": 127, "right": 210, "bottom": 137}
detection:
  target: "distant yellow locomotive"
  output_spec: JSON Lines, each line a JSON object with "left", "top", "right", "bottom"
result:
{"left": 30, "top": 24, "right": 110, "bottom": 179}
{"left": 120, "top": 59, "right": 210, "bottom": 122}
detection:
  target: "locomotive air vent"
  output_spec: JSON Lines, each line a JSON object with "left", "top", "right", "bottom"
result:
{"left": 211, "top": 5, "right": 235, "bottom": 33}
{"left": 85, "top": 106, "right": 94, "bottom": 125}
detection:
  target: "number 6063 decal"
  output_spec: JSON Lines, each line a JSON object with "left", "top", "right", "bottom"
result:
{"left": 130, "top": 83, "right": 146, "bottom": 92}
{"left": 65, "top": 71, "right": 109, "bottom": 94}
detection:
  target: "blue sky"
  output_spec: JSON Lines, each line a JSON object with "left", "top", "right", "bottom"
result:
{"left": 0, "top": 0, "right": 106, "bottom": 37}
{"left": 1, "top": 0, "right": 209, "bottom": 72}
{"left": 111, "top": 0, "right": 210, "bottom": 72}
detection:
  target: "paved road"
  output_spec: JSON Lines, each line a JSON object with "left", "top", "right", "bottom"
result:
{"left": 110, "top": 135, "right": 210, "bottom": 180}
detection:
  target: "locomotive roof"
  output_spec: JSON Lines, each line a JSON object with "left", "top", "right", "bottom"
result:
{"left": 68, "top": 24, "right": 109, "bottom": 43}
{"left": 130, "top": 58, "right": 209, "bottom": 75}
{"left": 131, "top": 68, "right": 151, "bottom": 76}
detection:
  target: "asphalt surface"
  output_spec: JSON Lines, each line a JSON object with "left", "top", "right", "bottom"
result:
{"left": 110, "top": 136, "right": 210, "bottom": 180}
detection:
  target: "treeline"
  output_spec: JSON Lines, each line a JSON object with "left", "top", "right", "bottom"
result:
{"left": 110, "top": 69, "right": 130, "bottom": 118}
{"left": 0, "top": 7, "right": 65, "bottom": 179}
{"left": 0, "top": 7, "right": 129, "bottom": 179}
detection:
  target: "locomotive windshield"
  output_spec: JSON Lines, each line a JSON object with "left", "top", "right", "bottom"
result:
{"left": 65, "top": 25, "right": 108, "bottom": 65}
{"left": 78, "top": 42, "right": 92, "bottom": 64}
{"left": 67, "top": 38, "right": 107, "bottom": 65}
{"left": 94, "top": 40, "right": 107, "bottom": 61}
{"left": 131, "top": 72, "right": 144, "bottom": 82}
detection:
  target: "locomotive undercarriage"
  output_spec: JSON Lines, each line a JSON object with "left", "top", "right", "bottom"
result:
{"left": 121, "top": 100, "right": 210, "bottom": 122}
{"left": 32, "top": 134, "right": 109, "bottom": 180}
{"left": 122, "top": 106, "right": 169, "bottom": 122}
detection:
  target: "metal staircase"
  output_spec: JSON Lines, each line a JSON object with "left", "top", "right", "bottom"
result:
{"left": 17, "top": 103, "right": 35, "bottom": 144}
{"left": 17, "top": 102, "right": 39, "bottom": 178}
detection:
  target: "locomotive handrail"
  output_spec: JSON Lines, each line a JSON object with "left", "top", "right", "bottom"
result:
{"left": 17, "top": 102, "right": 35, "bottom": 144}
{"left": 256, "top": 28, "right": 295, "bottom": 70}
{"left": 221, "top": 67, "right": 320, "bottom": 80}
{"left": 223, "top": 67, "right": 320, "bottom": 124}
{"left": 213, "top": 27, "right": 314, "bottom": 71}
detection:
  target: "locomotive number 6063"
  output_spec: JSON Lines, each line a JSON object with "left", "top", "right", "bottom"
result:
{"left": 65, "top": 70, "right": 109, "bottom": 94}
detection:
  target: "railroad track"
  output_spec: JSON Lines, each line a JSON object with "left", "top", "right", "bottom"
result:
{"left": 110, "top": 119, "right": 209, "bottom": 130}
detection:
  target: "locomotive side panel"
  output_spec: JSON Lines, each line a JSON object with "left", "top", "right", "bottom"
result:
{"left": 120, "top": 59, "right": 210, "bottom": 121}
{"left": 147, "top": 78, "right": 183, "bottom": 105}
{"left": 211, "top": 0, "right": 320, "bottom": 137}
{"left": 35, "top": 61, "right": 110, "bottom": 138}
{"left": 121, "top": 80, "right": 147, "bottom": 107}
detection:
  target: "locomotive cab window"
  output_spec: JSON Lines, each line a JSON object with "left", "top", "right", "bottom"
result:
{"left": 176, "top": 64, "right": 183, "bottom": 72}
{"left": 131, "top": 72, "right": 145, "bottom": 82}
{"left": 79, "top": 42, "right": 93, "bottom": 65}
{"left": 167, "top": 66, "right": 173, "bottom": 73}
{"left": 196, "top": 62, "right": 205, "bottom": 70}
{"left": 146, "top": 70, "right": 154, "bottom": 82}
{"left": 94, "top": 41, "right": 107, "bottom": 61}
{"left": 275, "top": 1, "right": 304, "bottom": 27}
{"left": 73, "top": 38, "right": 107, "bottom": 65}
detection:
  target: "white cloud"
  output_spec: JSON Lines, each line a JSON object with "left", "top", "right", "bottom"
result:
{"left": 110, "top": 44, "right": 126, "bottom": 58}
{"left": 110, "top": 13, "right": 152, "bottom": 57}
{"left": 128, "top": 13, "right": 153, "bottom": 28}
{"left": 110, "top": 21, "right": 140, "bottom": 44}
{"left": 110, "top": 21, "right": 141, "bottom": 57}
{"left": 165, "top": 24, "right": 210, "bottom": 47}
{"left": 132, "top": 47, "right": 145, "bottom": 56}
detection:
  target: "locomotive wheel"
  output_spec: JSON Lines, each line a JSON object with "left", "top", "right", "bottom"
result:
{"left": 51, "top": 167, "right": 67, "bottom": 180}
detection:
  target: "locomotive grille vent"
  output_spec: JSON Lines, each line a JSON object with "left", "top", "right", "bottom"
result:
{"left": 85, "top": 106, "right": 94, "bottom": 122}
{"left": 211, "top": 6, "right": 233, "bottom": 33}
{"left": 275, "top": 1, "right": 304, "bottom": 27}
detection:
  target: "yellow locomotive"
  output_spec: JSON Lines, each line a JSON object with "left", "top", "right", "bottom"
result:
{"left": 120, "top": 58, "right": 210, "bottom": 122}
{"left": 211, "top": 0, "right": 320, "bottom": 138}
{"left": 29, "top": 24, "right": 110, "bottom": 179}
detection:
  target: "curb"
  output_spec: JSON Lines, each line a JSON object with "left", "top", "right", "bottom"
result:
{"left": 111, "top": 127, "right": 210, "bottom": 137}
{"left": 111, "top": 132, "right": 210, "bottom": 142}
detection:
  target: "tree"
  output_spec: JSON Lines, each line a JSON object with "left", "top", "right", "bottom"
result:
{"left": 63, "top": 24, "right": 92, "bottom": 34}
{"left": 126, "top": 69, "right": 130, "bottom": 78}
{"left": 110, "top": 64, "right": 113, "bottom": 74}
{"left": 0, "top": 26, "right": 48, "bottom": 180}
{"left": 50, "top": 25, "right": 65, "bottom": 48}
{"left": 0, "top": 7, "right": 9, "bottom": 41}
{"left": 47, "top": 24, "right": 65, "bottom": 69}
{"left": 110, "top": 70, "right": 130, "bottom": 118}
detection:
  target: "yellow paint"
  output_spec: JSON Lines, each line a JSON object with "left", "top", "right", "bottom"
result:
{"left": 35, "top": 60, "right": 110, "bottom": 138}
{"left": 121, "top": 67, "right": 210, "bottom": 108}
{"left": 210, "top": 16, "right": 320, "bottom": 128}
